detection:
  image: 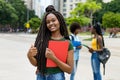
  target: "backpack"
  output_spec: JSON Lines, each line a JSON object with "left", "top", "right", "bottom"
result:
{"left": 70, "top": 35, "right": 81, "bottom": 47}
{"left": 97, "top": 38, "right": 111, "bottom": 75}
{"left": 98, "top": 48, "right": 111, "bottom": 75}
{"left": 70, "top": 35, "right": 74, "bottom": 41}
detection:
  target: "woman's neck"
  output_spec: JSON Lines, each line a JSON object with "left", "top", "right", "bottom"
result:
{"left": 94, "top": 33, "right": 98, "bottom": 38}
{"left": 73, "top": 32, "right": 77, "bottom": 36}
{"left": 51, "top": 31, "right": 63, "bottom": 39}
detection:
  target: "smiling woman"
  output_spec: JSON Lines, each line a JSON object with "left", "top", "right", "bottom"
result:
{"left": 27, "top": 5, "right": 74, "bottom": 80}
{"left": 46, "top": 13, "right": 60, "bottom": 32}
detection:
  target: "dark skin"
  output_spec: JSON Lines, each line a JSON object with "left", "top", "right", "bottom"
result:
{"left": 27, "top": 44, "right": 37, "bottom": 66}
{"left": 27, "top": 13, "right": 74, "bottom": 74}
{"left": 45, "top": 13, "right": 74, "bottom": 74}
{"left": 89, "top": 28, "right": 103, "bottom": 53}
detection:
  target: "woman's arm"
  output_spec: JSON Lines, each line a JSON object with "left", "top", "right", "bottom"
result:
{"left": 27, "top": 45, "right": 37, "bottom": 66}
{"left": 45, "top": 48, "right": 74, "bottom": 74}
{"left": 96, "top": 36, "right": 104, "bottom": 52}
{"left": 77, "top": 45, "right": 82, "bottom": 49}
{"left": 89, "top": 36, "right": 104, "bottom": 53}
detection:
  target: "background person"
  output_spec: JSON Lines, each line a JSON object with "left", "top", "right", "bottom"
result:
{"left": 69, "top": 22, "right": 82, "bottom": 80}
{"left": 88, "top": 23, "right": 104, "bottom": 80}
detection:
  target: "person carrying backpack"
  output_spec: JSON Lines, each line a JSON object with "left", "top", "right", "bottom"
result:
{"left": 69, "top": 22, "right": 82, "bottom": 80}
{"left": 88, "top": 23, "right": 104, "bottom": 80}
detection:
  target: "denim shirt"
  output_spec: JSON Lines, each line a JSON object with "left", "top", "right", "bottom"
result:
{"left": 69, "top": 34, "right": 81, "bottom": 60}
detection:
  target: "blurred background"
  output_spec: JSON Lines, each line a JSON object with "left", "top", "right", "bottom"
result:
{"left": 0, "top": 0, "right": 120, "bottom": 37}
{"left": 0, "top": 0, "right": 120, "bottom": 80}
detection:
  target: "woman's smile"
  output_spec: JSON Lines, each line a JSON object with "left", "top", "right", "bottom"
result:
{"left": 46, "top": 13, "right": 60, "bottom": 32}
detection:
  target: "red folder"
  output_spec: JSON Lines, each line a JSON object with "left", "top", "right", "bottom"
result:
{"left": 46, "top": 40, "right": 69, "bottom": 67}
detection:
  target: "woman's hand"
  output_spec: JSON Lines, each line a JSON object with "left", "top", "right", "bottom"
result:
{"left": 28, "top": 45, "right": 38, "bottom": 57}
{"left": 76, "top": 46, "right": 82, "bottom": 49}
{"left": 89, "top": 48, "right": 94, "bottom": 53}
{"left": 45, "top": 48, "right": 74, "bottom": 74}
{"left": 27, "top": 45, "right": 37, "bottom": 66}
{"left": 45, "top": 48, "right": 56, "bottom": 60}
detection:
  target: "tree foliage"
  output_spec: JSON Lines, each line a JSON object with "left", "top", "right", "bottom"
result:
{"left": 87, "top": 0, "right": 103, "bottom": 3}
{"left": 28, "top": 17, "right": 41, "bottom": 30}
{"left": 104, "top": 0, "right": 120, "bottom": 13}
{"left": 0, "top": 0, "right": 36, "bottom": 29}
{"left": 66, "top": 1, "right": 101, "bottom": 26}
{"left": 83, "top": 1, "right": 101, "bottom": 18}
{"left": 94, "top": 0, "right": 120, "bottom": 25}
{"left": 102, "top": 12, "right": 120, "bottom": 28}
{"left": 0, "top": 0, "right": 18, "bottom": 25}
{"left": 66, "top": 16, "right": 90, "bottom": 26}
{"left": 8, "top": 0, "right": 29, "bottom": 28}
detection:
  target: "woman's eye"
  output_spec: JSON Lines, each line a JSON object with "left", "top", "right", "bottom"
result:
{"left": 47, "top": 21, "right": 50, "bottom": 24}
{"left": 52, "top": 19, "right": 56, "bottom": 22}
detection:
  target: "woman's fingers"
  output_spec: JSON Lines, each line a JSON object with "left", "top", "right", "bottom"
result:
{"left": 28, "top": 45, "right": 38, "bottom": 57}
{"left": 45, "top": 48, "right": 55, "bottom": 59}
{"left": 89, "top": 48, "right": 94, "bottom": 53}
{"left": 46, "top": 48, "right": 50, "bottom": 56}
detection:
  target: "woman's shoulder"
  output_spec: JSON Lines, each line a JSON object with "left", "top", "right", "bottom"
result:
{"left": 96, "top": 35, "right": 103, "bottom": 43}
{"left": 65, "top": 40, "right": 74, "bottom": 51}
{"left": 97, "top": 35, "right": 102, "bottom": 40}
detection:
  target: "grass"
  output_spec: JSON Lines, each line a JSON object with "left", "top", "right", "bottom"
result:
{"left": 79, "top": 32, "right": 109, "bottom": 36}
{"left": 83, "top": 37, "right": 92, "bottom": 41}
{"left": 79, "top": 32, "right": 109, "bottom": 41}
{"left": 79, "top": 32, "right": 91, "bottom": 35}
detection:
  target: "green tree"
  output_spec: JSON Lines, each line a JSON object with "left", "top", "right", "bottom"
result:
{"left": 83, "top": 1, "right": 101, "bottom": 25}
{"left": 8, "top": 0, "right": 36, "bottom": 28}
{"left": 8, "top": 0, "right": 27, "bottom": 28}
{"left": 104, "top": 0, "right": 120, "bottom": 13}
{"left": 27, "top": 17, "right": 41, "bottom": 33}
{"left": 66, "top": 16, "right": 90, "bottom": 26}
{"left": 87, "top": 0, "right": 103, "bottom": 3}
{"left": 102, "top": 12, "right": 120, "bottom": 28}
{"left": 94, "top": 0, "right": 120, "bottom": 24}
{"left": 67, "top": 1, "right": 101, "bottom": 26}
{"left": 0, "top": 0, "right": 18, "bottom": 25}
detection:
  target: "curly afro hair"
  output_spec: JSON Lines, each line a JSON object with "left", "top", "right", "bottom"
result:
{"left": 70, "top": 22, "right": 81, "bottom": 33}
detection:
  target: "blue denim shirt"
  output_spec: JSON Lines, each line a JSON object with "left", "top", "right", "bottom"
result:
{"left": 69, "top": 34, "right": 81, "bottom": 60}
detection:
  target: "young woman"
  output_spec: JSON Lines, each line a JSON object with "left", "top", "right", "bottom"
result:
{"left": 27, "top": 5, "right": 74, "bottom": 80}
{"left": 69, "top": 22, "right": 82, "bottom": 80}
{"left": 88, "top": 23, "right": 104, "bottom": 80}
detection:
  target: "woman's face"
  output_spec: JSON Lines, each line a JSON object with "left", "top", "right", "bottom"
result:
{"left": 46, "top": 13, "right": 60, "bottom": 32}
{"left": 75, "top": 29, "right": 81, "bottom": 35}
{"left": 91, "top": 27, "right": 96, "bottom": 34}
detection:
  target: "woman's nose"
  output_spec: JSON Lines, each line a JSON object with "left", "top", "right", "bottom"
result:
{"left": 49, "top": 21, "right": 53, "bottom": 25}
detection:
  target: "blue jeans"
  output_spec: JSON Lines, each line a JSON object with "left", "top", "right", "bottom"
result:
{"left": 36, "top": 72, "right": 65, "bottom": 80}
{"left": 91, "top": 52, "right": 102, "bottom": 80}
{"left": 70, "top": 60, "right": 78, "bottom": 80}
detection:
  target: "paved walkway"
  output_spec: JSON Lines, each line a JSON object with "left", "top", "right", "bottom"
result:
{"left": 0, "top": 33, "right": 120, "bottom": 80}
